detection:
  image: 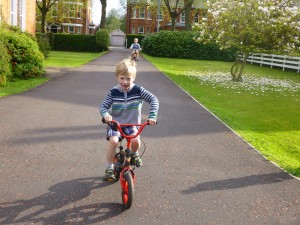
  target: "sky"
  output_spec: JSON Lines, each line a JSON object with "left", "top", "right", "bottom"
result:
{"left": 92, "top": 0, "right": 122, "bottom": 25}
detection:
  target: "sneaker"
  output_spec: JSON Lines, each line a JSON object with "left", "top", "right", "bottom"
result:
{"left": 133, "top": 155, "right": 142, "bottom": 167}
{"left": 104, "top": 169, "right": 116, "bottom": 181}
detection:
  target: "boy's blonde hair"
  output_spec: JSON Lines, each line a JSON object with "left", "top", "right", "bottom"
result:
{"left": 116, "top": 58, "right": 137, "bottom": 78}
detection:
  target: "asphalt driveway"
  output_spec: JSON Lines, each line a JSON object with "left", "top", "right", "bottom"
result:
{"left": 0, "top": 47, "right": 299, "bottom": 225}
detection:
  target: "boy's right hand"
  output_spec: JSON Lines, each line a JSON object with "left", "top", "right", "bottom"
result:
{"left": 148, "top": 119, "right": 157, "bottom": 126}
{"left": 104, "top": 114, "right": 112, "bottom": 123}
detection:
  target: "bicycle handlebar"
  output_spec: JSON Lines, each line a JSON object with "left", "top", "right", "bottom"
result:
{"left": 102, "top": 118, "right": 150, "bottom": 139}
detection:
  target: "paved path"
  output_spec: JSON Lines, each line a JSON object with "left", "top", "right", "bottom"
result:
{"left": 0, "top": 47, "right": 299, "bottom": 225}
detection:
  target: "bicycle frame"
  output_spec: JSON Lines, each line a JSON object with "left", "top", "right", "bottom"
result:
{"left": 131, "top": 50, "right": 140, "bottom": 61}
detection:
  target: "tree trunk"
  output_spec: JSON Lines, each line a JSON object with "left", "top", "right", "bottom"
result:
{"left": 41, "top": 10, "right": 48, "bottom": 33}
{"left": 171, "top": 12, "right": 177, "bottom": 31}
{"left": 100, "top": 0, "right": 107, "bottom": 29}
{"left": 230, "top": 53, "right": 248, "bottom": 81}
{"left": 184, "top": 0, "right": 193, "bottom": 30}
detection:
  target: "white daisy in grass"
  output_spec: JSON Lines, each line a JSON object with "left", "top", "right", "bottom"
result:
{"left": 185, "top": 71, "right": 300, "bottom": 94}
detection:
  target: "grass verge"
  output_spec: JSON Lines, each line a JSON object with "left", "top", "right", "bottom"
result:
{"left": 45, "top": 51, "right": 107, "bottom": 67}
{"left": 143, "top": 54, "right": 300, "bottom": 177}
{"left": 0, "top": 78, "right": 49, "bottom": 97}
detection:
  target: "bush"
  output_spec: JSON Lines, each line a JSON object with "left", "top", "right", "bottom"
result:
{"left": 36, "top": 33, "right": 51, "bottom": 58}
{"left": 141, "top": 31, "right": 238, "bottom": 62}
{"left": 1, "top": 26, "right": 45, "bottom": 80}
{"left": 0, "top": 36, "right": 12, "bottom": 85}
{"left": 96, "top": 29, "right": 110, "bottom": 51}
{"left": 51, "top": 33, "right": 101, "bottom": 52}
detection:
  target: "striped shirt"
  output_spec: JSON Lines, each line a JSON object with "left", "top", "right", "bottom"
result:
{"left": 100, "top": 84, "right": 159, "bottom": 124}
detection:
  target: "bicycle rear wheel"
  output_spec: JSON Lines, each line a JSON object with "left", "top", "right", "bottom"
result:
{"left": 122, "top": 172, "right": 134, "bottom": 209}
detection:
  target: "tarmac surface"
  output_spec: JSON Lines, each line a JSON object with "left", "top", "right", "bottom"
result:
{"left": 0, "top": 47, "right": 299, "bottom": 225}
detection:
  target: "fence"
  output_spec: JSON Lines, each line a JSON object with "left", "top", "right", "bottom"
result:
{"left": 244, "top": 53, "right": 300, "bottom": 73}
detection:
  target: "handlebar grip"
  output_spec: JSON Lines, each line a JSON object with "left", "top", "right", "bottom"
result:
{"left": 102, "top": 118, "right": 118, "bottom": 131}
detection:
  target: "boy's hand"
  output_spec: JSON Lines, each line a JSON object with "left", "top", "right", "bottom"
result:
{"left": 104, "top": 114, "right": 112, "bottom": 123}
{"left": 148, "top": 119, "right": 157, "bottom": 126}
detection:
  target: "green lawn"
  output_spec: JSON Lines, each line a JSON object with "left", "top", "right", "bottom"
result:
{"left": 143, "top": 54, "right": 300, "bottom": 177}
{"left": 0, "top": 51, "right": 106, "bottom": 97}
{"left": 0, "top": 78, "right": 49, "bottom": 97}
{"left": 45, "top": 51, "right": 107, "bottom": 67}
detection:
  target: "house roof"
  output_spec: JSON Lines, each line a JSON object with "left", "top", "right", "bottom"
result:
{"left": 110, "top": 29, "right": 126, "bottom": 36}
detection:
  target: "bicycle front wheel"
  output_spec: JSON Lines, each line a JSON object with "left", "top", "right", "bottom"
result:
{"left": 122, "top": 172, "right": 134, "bottom": 209}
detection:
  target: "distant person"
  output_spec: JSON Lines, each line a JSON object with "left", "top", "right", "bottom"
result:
{"left": 130, "top": 38, "right": 142, "bottom": 61}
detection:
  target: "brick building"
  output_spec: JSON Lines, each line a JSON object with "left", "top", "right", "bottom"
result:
{"left": 37, "top": 0, "right": 94, "bottom": 34}
{"left": 0, "top": 0, "right": 36, "bottom": 35}
{"left": 126, "top": 0, "right": 207, "bottom": 35}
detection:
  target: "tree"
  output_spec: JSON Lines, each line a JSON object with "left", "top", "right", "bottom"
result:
{"left": 100, "top": 0, "right": 107, "bottom": 29}
{"left": 193, "top": 0, "right": 300, "bottom": 81}
{"left": 163, "top": 0, "right": 182, "bottom": 31}
{"left": 106, "top": 9, "right": 122, "bottom": 32}
{"left": 163, "top": 0, "right": 198, "bottom": 31}
{"left": 36, "top": 0, "right": 59, "bottom": 33}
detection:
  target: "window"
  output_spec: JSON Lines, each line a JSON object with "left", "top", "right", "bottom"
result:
{"left": 132, "top": 26, "right": 135, "bottom": 34}
{"left": 77, "top": 6, "right": 82, "bottom": 19}
{"left": 138, "top": 26, "right": 144, "bottom": 34}
{"left": 147, "top": 9, "right": 151, "bottom": 19}
{"left": 156, "top": 11, "right": 162, "bottom": 21}
{"left": 69, "top": 26, "right": 75, "bottom": 33}
{"left": 68, "top": 4, "right": 76, "bottom": 18}
{"left": 132, "top": 8, "right": 136, "bottom": 18}
{"left": 10, "top": 0, "right": 17, "bottom": 26}
{"left": 139, "top": 7, "right": 145, "bottom": 18}
{"left": 147, "top": 27, "right": 150, "bottom": 34}
{"left": 50, "top": 25, "right": 58, "bottom": 33}
{"left": 77, "top": 27, "right": 81, "bottom": 34}
{"left": 180, "top": 11, "right": 185, "bottom": 23}
{"left": 20, "top": 0, "right": 26, "bottom": 30}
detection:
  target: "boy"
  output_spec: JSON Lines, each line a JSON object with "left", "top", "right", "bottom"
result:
{"left": 130, "top": 38, "right": 142, "bottom": 61}
{"left": 100, "top": 58, "right": 159, "bottom": 181}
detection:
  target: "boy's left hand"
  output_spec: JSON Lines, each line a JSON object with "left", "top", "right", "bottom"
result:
{"left": 148, "top": 119, "right": 157, "bottom": 126}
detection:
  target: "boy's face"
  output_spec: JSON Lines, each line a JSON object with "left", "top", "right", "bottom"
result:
{"left": 117, "top": 75, "right": 135, "bottom": 91}
{"left": 134, "top": 39, "right": 138, "bottom": 43}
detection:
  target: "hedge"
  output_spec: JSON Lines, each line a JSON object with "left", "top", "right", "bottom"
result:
{"left": 141, "top": 31, "right": 238, "bottom": 62}
{"left": 50, "top": 33, "right": 101, "bottom": 52}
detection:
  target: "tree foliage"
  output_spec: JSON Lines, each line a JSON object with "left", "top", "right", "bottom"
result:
{"left": 193, "top": 0, "right": 300, "bottom": 81}
{"left": 106, "top": 9, "right": 122, "bottom": 33}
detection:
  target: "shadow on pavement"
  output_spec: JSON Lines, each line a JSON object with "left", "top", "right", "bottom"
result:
{"left": 0, "top": 177, "right": 124, "bottom": 224}
{"left": 181, "top": 172, "right": 293, "bottom": 194}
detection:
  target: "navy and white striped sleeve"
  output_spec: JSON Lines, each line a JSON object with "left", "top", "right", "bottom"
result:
{"left": 140, "top": 86, "right": 159, "bottom": 120}
{"left": 100, "top": 91, "right": 113, "bottom": 117}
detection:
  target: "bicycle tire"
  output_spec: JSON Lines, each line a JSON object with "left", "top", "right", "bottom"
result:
{"left": 122, "top": 172, "right": 134, "bottom": 209}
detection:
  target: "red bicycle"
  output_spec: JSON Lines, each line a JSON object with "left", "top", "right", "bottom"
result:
{"left": 103, "top": 119, "right": 151, "bottom": 209}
